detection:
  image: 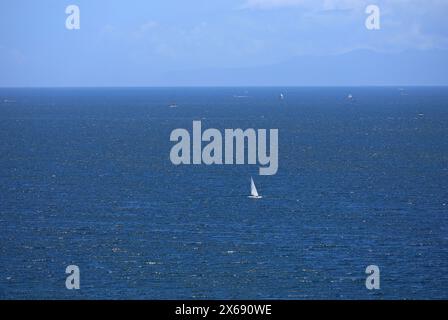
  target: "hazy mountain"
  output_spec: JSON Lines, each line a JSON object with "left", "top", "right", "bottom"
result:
{"left": 157, "top": 49, "right": 448, "bottom": 86}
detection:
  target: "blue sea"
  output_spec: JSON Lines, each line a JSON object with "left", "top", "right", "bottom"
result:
{"left": 0, "top": 87, "right": 447, "bottom": 299}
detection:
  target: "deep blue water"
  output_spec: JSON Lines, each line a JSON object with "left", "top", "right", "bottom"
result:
{"left": 0, "top": 87, "right": 447, "bottom": 299}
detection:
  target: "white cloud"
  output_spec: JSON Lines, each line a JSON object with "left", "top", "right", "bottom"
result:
{"left": 240, "top": 0, "right": 448, "bottom": 52}
{"left": 241, "top": 0, "right": 366, "bottom": 10}
{"left": 140, "top": 21, "right": 159, "bottom": 32}
{"left": 132, "top": 20, "right": 159, "bottom": 39}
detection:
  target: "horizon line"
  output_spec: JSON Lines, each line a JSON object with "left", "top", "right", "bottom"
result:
{"left": 1, "top": 85, "right": 448, "bottom": 89}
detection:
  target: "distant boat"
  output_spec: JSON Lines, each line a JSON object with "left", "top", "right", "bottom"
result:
{"left": 347, "top": 94, "right": 353, "bottom": 100}
{"left": 168, "top": 103, "right": 178, "bottom": 108}
{"left": 248, "top": 177, "right": 262, "bottom": 199}
{"left": 279, "top": 93, "right": 285, "bottom": 100}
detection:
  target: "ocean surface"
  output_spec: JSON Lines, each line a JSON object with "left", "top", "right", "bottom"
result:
{"left": 0, "top": 87, "right": 447, "bottom": 299}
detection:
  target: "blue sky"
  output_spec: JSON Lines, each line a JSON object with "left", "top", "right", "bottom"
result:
{"left": 1, "top": 0, "right": 448, "bottom": 86}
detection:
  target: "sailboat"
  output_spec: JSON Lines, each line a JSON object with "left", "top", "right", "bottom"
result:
{"left": 279, "top": 93, "right": 284, "bottom": 100}
{"left": 248, "top": 177, "right": 262, "bottom": 199}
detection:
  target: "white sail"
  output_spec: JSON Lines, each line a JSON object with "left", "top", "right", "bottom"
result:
{"left": 250, "top": 177, "right": 261, "bottom": 198}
